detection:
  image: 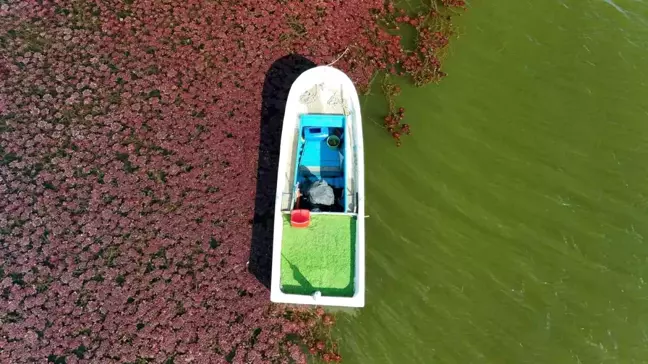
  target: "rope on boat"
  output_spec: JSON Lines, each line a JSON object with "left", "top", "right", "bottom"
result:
{"left": 299, "top": 81, "right": 350, "bottom": 116}
{"left": 298, "top": 83, "right": 323, "bottom": 105}
{"left": 327, "top": 47, "right": 350, "bottom": 67}
{"left": 297, "top": 46, "right": 351, "bottom": 114}
{"left": 327, "top": 89, "right": 350, "bottom": 116}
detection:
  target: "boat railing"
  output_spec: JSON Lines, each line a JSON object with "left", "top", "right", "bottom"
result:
{"left": 280, "top": 191, "right": 293, "bottom": 211}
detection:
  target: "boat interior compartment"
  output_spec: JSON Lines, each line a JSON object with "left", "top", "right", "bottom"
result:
{"left": 292, "top": 113, "right": 348, "bottom": 213}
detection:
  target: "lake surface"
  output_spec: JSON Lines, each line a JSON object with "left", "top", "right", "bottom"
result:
{"left": 336, "top": 0, "right": 648, "bottom": 362}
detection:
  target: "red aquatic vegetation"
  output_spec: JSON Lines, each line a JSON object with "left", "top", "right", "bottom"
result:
{"left": 0, "top": 0, "right": 464, "bottom": 362}
{"left": 441, "top": 0, "right": 468, "bottom": 9}
{"left": 360, "top": 2, "right": 461, "bottom": 144}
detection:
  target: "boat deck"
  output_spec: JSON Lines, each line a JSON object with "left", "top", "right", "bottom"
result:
{"left": 280, "top": 214, "right": 356, "bottom": 297}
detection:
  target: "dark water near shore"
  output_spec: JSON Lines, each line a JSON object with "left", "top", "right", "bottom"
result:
{"left": 337, "top": 0, "right": 648, "bottom": 362}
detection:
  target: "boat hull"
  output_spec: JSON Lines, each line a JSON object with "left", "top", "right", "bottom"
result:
{"left": 270, "top": 66, "right": 365, "bottom": 308}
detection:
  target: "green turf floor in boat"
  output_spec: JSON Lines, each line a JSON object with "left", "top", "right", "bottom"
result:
{"left": 280, "top": 214, "right": 356, "bottom": 297}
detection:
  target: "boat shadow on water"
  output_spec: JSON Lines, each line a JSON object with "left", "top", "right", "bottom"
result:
{"left": 248, "top": 54, "right": 317, "bottom": 288}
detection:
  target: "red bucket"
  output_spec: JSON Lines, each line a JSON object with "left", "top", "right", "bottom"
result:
{"left": 290, "top": 209, "right": 310, "bottom": 228}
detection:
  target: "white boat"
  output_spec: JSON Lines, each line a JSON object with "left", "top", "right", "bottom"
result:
{"left": 270, "top": 65, "right": 365, "bottom": 308}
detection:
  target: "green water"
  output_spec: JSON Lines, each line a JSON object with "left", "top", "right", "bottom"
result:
{"left": 338, "top": 0, "right": 648, "bottom": 363}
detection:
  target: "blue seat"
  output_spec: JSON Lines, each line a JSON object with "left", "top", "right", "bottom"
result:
{"left": 324, "top": 176, "right": 344, "bottom": 188}
{"left": 301, "top": 140, "right": 340, "bottom": 169}
{"left": 300, "top": 114, "right": 345, "bottom": 128}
